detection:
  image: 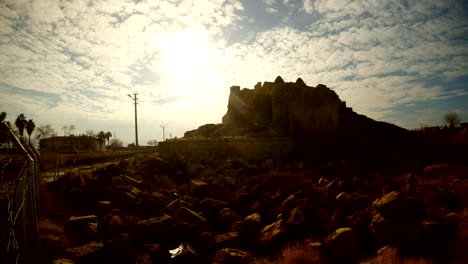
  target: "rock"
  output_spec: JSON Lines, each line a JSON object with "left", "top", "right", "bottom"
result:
{"left": 96, "top": 201, "right": 112, "bottom": 217}
{"left": 66, "top": 241, "right": 105, "bottom": 264}
{"left": 40, "top": 234, "right": 66, "bottom": 261}
{"left": 318, "top": 177, "right": 329, "bottom": 186}
{"left": 165, "top": 198, "right": 194, "bottom": 216}
{"left": 172, "top": 222, "right": 200, "bottom": 243}
{"left": 285, "top": 207, "right": 304, "bottom": 232}
{"left": 105, "top": 233, "right": 136, "bottom": 263}
{"left": 213, "top": 248, "right": 253, "bottom": 264}
{"left": 258, "top": 220, "right": 287, "bottom": 247}
{"left": 146, "top": 243, "right": 167, "bottom": 263}
{"left": 231, "top": 192, "right": 252, "bottom": 213}
{"left": 218, "top": 208, "right": 239, "bottom": 230}
{"left": 373, "top": 191, "right": 426, "bottom": 219}
{"left": 135, "top": 253, "right": 152, "bottom": 264}
{"left": 191, "top": 178, "right": 208, "bottom": 197}
{"left": 135, "top": 214, "right": 174, "bottom": 242}
{"left": 175, "top": 207, "right": 210, "bottom": 231}
{"left": 238, "top": 213, "right": 263, "bottom": 239}
{"left": 419, "top": 221, "right": 453, "bottom": 244}
{"left": 326, "top": 209, "right": 345, "bottom": 233}
{"left": 214, "top": 232, "right": 241, "bottom": 250}
{"left": 64, "top": 215, "right": 98, "bottom": 245}
{"left": 98, "top": 213, "right": 123, "bottom": 239}
{"left": 324, "top": 227, "right": 358, "bottom": 258}
{"left": 326, "top": 178, "right": 341, "bottom": 198}
{"left": 200, "top": 198, "right": 229, "bottom": 213}
{"left": 371, "top": 213, "right": 420, "bottom": 242}
{"left": 200, "top": 198, "right": 229, "bottom": 222}
{"left": 280, "top": 194, "right": 298, "bottom": 217}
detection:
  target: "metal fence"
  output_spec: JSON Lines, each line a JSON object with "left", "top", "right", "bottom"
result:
{"left": 0, "top": 122, "right": 40, "bottom": 264}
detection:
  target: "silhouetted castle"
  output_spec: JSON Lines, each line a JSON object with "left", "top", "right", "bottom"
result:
{"left": 180, "top": 76, "right": 411, "bottom": 156}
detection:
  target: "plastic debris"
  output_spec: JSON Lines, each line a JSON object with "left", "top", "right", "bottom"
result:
{"left": 169, "top": 243, "right": 184, "bottom": 258}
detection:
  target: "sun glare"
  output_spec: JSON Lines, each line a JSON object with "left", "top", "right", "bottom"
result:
{"left": 153, "top": 29, "right": 215, "bottom": 82}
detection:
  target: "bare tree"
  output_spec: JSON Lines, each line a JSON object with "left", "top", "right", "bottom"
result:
{"left": 147, "top": 139, "right": 158, "bottom": 146}
{"left": 444, "top": 112, "right": 461, "bottom": 128}
{"left": 110, "top": 138, "right": 123, "bottom": 148}
{"left": 85, "top": 130, "right": 96, "bottom": 137}
{"left": 35, "top": 124, "right": 57, "bottom": 141}
{"left": 62, "top": 124, "right": 76, "bottom": 136}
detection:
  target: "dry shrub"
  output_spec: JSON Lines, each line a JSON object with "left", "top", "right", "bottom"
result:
{"left": 278, "top": 243, "right": 324, "bottom": 264}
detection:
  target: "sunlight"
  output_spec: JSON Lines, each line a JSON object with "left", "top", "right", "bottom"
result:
{"left": 153, "top": 29, "right": 216, "bottom": 89}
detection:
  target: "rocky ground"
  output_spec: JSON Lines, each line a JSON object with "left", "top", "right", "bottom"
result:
{"left": 38, "top": 150, "right": 468, "bottom": 264}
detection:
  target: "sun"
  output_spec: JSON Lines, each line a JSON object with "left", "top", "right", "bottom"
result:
{"left": 153, "top": 29, "right": 215, "bottom": 81}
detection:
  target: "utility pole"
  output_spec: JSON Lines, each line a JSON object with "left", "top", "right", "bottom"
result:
{"left": 128, "top": 93, "right": 139, "bottom": 146}
{"left": 160, "top": 125, "right": 165, "bottom": 142}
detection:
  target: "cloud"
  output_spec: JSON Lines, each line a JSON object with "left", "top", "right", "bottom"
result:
{"left": 0, "top": 0, "right": 466, "bottom": 144}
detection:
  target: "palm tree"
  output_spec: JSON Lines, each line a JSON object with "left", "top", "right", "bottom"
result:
{"left": 97, "top": 131, "right": 106, "bottom": 151}
{"left": 105, "top": 131, "right": 112, "bottom": 148}
{"left": 15, "top": 113, "right": 27, "bottom": 139}
{"left": 0, "top": 112, "right": 6, "bottom": 122}
{"left": 26, "top": 119, "right": 36, "bottom": 145}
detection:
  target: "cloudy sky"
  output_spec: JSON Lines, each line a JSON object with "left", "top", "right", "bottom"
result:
{"left": 0, "top": 0, "right": 467, "bottom": 146}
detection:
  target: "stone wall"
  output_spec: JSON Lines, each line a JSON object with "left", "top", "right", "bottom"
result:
{"left": 158, "top": 137, "right": 293, "bottom": 160}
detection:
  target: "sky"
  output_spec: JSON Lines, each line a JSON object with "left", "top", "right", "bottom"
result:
{"left": 0, "top": 0, "right": 467, "bottom": 146}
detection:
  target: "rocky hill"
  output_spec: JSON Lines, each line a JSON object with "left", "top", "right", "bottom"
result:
{"left": 185, "top": 76, "right": 411, "bottom": 153}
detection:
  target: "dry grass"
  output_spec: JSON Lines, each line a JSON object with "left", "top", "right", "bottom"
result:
{"left": 363, "top": 246, "right": 432, "bottom": 264}
{"left": 38, "top": 217, "right": 66, "bottom": 241}
{"left": 278, "top": 243, "right": 324, "bottom": 264}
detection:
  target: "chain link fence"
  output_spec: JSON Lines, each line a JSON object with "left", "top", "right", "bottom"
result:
{"left": 1, "top": 121, "right": 40, "bottom": 264}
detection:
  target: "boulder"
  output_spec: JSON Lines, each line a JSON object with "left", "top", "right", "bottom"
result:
{"left": 371, "top": 213, "right": 420, "bottom": 242}
{"left": 96, "top": 201, "right": 112, "bottom": 217}
{"left": 190, "top": 179, "right": 208, "bottom": 197}
{"left": 175, "top": 207, "right": 210, "bottom": 231}
{"left": 285, "top": 207, "right": 305, "bottom": 232}
{"left": 135, "top": 214, "right": 174, "bottom": 242}
{"left": 64, "top": 215, "right": 98, "bottom": 245}
{"left": 146, "top": 243, "right": 167, "bottom": 263}
{"left": 213, "top": 232, "right": 241, "bottom": 250}
{"left": 135, "top": 253, "right": 152, "bottom": 264}
{"left": 280, "top": 194, "right": 298, "bottom": 217}
{"left": 213, "top": 248, "right": 253, "bottom": 264}
{"left": 165, "top": 198, "right": 194, "bottom": 216}
{"left": 324, "top": 227, "right": 358, "bottom": 258}
{"left": 218, "top": 208, "right": 239, "bottom": 230}
{"left": 66, "top": 241, "right": 105, "bottom": 264}
{"left": 373, "top": 191, "right": 426, "bottom": 219}
{"left": 238, "top": 213, "right": 263, "bottom": 239}
{"left": 105, "top": 233, "right": 136, "bottom": 263}
{"left": 258, "top": 220, "right": 287, "bottom": 247}
{"left": 98, "top": 213, "right": 123, "bottom": 239}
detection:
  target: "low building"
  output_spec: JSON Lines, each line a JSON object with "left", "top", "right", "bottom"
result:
{"left": 40, "top": 136, "right": 101, "bottom": 152}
